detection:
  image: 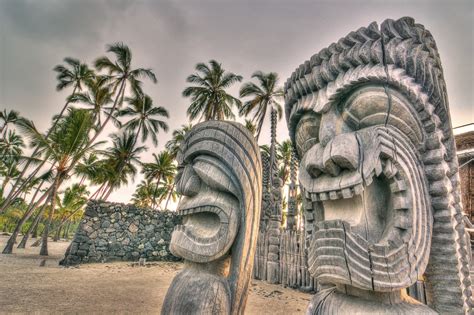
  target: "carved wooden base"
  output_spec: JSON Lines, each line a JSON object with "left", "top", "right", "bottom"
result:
{"left": 307, "top": 286, "right": 437, "bottom": 315}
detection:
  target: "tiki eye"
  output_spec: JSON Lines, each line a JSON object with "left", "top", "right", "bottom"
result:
{"left": 294, "top": 113, "right": 321, "bottom": 158}
{"left": 192, "top": 156, "right": 239, "bottom": 196}
{"left": 341, "top": 85, "right": 423, "bottom": 144}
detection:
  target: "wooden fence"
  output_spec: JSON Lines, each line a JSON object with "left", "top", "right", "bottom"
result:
{"left": 254, "top": 228, "right": 316, "bottom": 291}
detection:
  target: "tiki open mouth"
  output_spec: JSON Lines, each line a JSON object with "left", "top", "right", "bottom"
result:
{"left": 302, "top": 150, "right": 426, "bottom": 291}
{"left": 304, "top": 157, "right": 410, "bottom": 244}
{"left": 174, "top": 205, "right": 229, "bottom": 243}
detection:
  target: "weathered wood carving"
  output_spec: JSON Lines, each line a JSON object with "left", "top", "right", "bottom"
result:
{"left": 161, "top": 121, "right": 262, "bottom": 315}
{"left": 284, "top": 17, "right": 473, "bottom": 314}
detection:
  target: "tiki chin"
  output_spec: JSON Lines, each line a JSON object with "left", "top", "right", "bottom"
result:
{"left": 162, "top": 121, "right": 262, "bottom": 315}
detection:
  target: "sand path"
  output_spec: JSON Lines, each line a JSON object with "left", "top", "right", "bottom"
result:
{"left": 0, "top": 235, "right": 309, "bottom": 314}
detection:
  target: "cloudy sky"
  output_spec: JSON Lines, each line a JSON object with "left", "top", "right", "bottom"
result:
{"left": 1, "top": 0, "right": 473, "bottom": 203}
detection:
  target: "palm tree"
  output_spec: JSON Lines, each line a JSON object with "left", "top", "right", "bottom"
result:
{"left": 162, "top": 174, "right": 178, "bottom": 211}
{"left": 0, "top": 159, "right": 20, "bottom": 197}
{"left": 3, "top": 108, "right": 100, "bottom": 255}
{"left": 0, "top": 131, "right": 24, "bottom": 197}
{"left": 98, "top": 132, "right": 147, "bottom": 200}
{"left": 68, "top": 75, "right": 113, "bottom": 126}
{"left": 244, "top": 119, "right": 257, "bottom": 137}
{"left": 75, "top": 153, "right": 99, "bottom": 186}
{"left": 239, "top": 71, "right": 283, "bottom": 140}
{"left": 53, "top": 183, "right": 89, "bottom": 241}
{"left": 1, "top": 58, "right": 94, "bottom": 213}
{"left": 0, "top": 130, "right": 24, "bottom": 164}
{"left": 54, "top": 57, "right": 95, "bottom": 93}
{"left": 0, "top": 109, "right": 21, "bottom": 138}
{"left": 277, "top": 140, "right": 293, "bottom": 184}
{"left": 118, "top": 94, "right": 169, "bottom": 146}
{"left": 142, "top": 151, "right": 176, "bottom": 208}
{"left": 132, "top": 180, "right": 158, "bottom": 208}
{"left": 183, "top": 60, "right": 242, "bottom": 121}
{"left": 165, "top": 124, "right": 192, "bottom": 158}
{"left": 94, "top": 43, "right": 157, "bottom": 131}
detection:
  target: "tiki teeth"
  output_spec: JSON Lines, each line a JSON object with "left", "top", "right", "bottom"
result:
{"left": 383, "top": 159, "right": 398, "bottom": 178}
{"left": 305, "top": 190, "right": 311, "bottom": 199}
{"left": 305, "top": 200, "right": 314, "bottom": 210}
{"left": 319, "top": 192, "right": 329, "bottom": 201}
{"left": 365, "top": 173, "right": 374, "bottom": 186}
{"left": 353, "top": 184, "right": 364, "bottom": 195}
{"left": 393, "top": 216, "right": 410, "bottom": 229}
{"left": 341, "top": 188, "right": 352, "bottom": 199}
{"left": 393, "top": 196, "right": 409, "bottom": 210}
{"left": 390, "top": 179, "right": 406, "bottom": 193}
{"left": 311, "top": 193, "right": 319, "bottom": 202}
{"left": 329, "top": 191, "right": 339, "bottom": 200}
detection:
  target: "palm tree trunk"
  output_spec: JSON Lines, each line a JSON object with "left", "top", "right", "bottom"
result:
{"left": 1, "top": 177, "right": 10, "bottom": 195}
{"left": 152, "top": 175, "right": 162, "bottom": 208}
{"left": 63, "top": 221, "right": 70, "bottom": 239}
{"left": 164, "top": 182, "right": 176, "bottom": 211}
{"left": 40, "top": 175, "right": 60, "bottom": 256}
{"left": 90, "top": 183, "right": 106, "bottom": 200}
{"left": 98, "top": 183, "right": 110, "bottom": 200}
{"left": 0, "top": 85, "right": 78, "bottom": 212}
{"left": 0, "top": 160, "right": 55, "bottom": 214}
{"left": 85, "top": 80, "right": 126, "bottom": 149}
{"left": 133, "top": 123, "right": 142, "bottom": 147}
{"left": 2, "top": 185, "right": 54, "bottom": 254}
{"left": 255, "top": 106, "right": 268, "bottom": 141}
{"left": 53, "top": 80, "right": 127, "bottom": 200}
{"left": 53, "top": 225, "right": 62, "bottom": 242}
{"left": 79, "top": 175, "right": 86, "bottom": 186}
{"left": 32, "top": 217, "right": 41, "bottom": 238}
{"left": 17, "top": 206, "right": 44, "bottom": 248}
{"left": 103, "top": 186, "right": 113, "bottom": 200}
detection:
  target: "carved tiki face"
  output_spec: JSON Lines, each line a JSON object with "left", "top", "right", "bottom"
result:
{"left": 294, "top": 85, "right": 431, "bottom": 291}
{"left": 170, "top": 154, "right": 241, "bottom": 263}
{"left": 285, "top": 17, "right": 473, "bottom": 313}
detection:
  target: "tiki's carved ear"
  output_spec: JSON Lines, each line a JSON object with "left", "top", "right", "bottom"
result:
{"left": 285, "top": 17, "right": 473, "bottom": 314}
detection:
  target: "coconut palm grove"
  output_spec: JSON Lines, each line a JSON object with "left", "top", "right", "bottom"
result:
{"left": 0, "top": 43, "right": 293, "bottom": 256}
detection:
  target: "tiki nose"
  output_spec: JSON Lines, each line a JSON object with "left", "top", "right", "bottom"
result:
{"left": 304, "top": 133, "right": 360, "bottom": 178}
{"left": 176, "top": 165, "right": 201, "bottom": 196}
{"left": 304, "top": 144, "right": 325, "bottom": 178}
{"left": 329, "top": 133, "right": 360, "bottom": 171}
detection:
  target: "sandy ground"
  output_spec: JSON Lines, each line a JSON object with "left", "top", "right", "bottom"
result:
{"left": 0, "top": 235, "right": 310, "bottom": 314}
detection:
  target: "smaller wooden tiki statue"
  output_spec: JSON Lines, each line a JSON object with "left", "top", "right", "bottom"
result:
{"left": 162, "top": 121, "right": 262, "bottom": 315}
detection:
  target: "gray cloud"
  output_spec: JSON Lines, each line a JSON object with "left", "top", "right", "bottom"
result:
{"left": 1, "top": 0, "right": 473, "bottom": 202}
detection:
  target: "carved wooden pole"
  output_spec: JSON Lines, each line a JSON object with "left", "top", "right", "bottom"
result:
{"left": 284, "top": 17, "right": 473, "bottom": 314}
{"left": 286, "top": 149, "right": 298, "bottom": 230}
{"left": 162, "top": 121, "right": 262, "bottom": 315}
{"left": 265, "top": 108, "right": 282, "bottom": 284}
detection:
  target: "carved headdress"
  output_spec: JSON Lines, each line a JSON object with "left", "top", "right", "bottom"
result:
{"left": 163, "top": 121, "right": 262, "bottom": 315}
{"left": 284, "top": 17, "right": 472, "bottom": 313}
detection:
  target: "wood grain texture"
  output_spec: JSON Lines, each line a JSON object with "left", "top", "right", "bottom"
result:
{"left": 162, "top": 121, "right": 262, "bottom": 315}
{"left": 284, "top": 17, "right": 473, "bottom": 314}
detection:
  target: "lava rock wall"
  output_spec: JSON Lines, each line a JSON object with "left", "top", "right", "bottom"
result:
{"left": 60, "top": 201, "right": 181, "bottom": 265}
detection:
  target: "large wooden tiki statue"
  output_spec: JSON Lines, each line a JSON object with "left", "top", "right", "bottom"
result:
{"left": 162, "top": 121, "right": 262, "bottom": 315}
{"left": 284, "top": 17, "right": 473, "bottom": 314}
